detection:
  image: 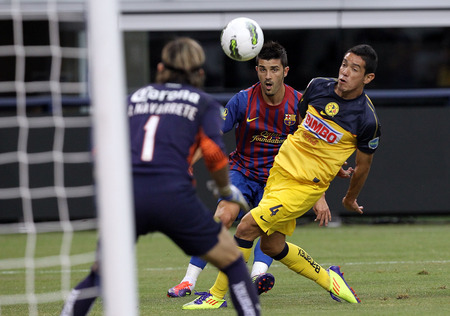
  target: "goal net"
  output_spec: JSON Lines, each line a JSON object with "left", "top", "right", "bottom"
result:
{"left": 0, "top": 1, "right": 136, "bottom": 315}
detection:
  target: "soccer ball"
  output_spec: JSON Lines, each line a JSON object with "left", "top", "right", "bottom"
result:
{"left": 220, "top": 17, "right": 264, "bottom": 62}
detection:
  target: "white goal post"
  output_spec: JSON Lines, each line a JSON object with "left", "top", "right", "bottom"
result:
{"left": 0, "top": 0, "right": 138, "bottom": 315}
{"left": 87, "top": 0, "right": 138, "bottom": 315}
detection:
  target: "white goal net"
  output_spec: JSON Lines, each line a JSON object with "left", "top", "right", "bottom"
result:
{"left": 0, "top": 1, "right": 136, "bottom": 315}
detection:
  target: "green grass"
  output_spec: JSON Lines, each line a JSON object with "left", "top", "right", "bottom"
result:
{"left": 1, "top": 221, "right": 450, "bottom": 315}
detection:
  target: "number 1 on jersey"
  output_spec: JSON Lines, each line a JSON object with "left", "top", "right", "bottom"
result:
{"left": 141, "top": 116, "right": 160, "bottom": 162}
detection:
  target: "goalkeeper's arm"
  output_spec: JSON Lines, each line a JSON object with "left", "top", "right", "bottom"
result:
{"left": 197, "top": 131, "right": 249, "bottom": 212}
{"left": 208, "top": 167, "right": 250, "bottom": 212}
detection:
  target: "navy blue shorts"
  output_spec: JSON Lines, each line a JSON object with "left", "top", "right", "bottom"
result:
{"left": 218, "top": 169, "right": 266, "bottom": 221}
{"left": 132, "top": 173, "right": 222, "bottom": 257}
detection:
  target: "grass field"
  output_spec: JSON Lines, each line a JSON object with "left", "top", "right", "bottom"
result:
{"left": 1, "top": 219, "right": 449, "bottom": 315}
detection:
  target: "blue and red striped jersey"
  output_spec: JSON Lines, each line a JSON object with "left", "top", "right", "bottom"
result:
{"left": 223, "top": 82, "right": 302, "bottom": 182}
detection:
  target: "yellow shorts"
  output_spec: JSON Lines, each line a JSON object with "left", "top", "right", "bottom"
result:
{"left": 251, "top": 164, "right": 328, "bottom": 236}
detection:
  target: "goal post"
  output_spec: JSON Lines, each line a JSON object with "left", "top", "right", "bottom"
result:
{"left": 0, "top": 0, "right": 138, "bottom": 314}
{"left": 87, "top": 0, "right": 138, "bottom": 315}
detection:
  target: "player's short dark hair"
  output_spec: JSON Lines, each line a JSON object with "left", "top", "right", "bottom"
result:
{"left": 256, "top": 41, "right": 288, "bottom": 68}
{"left": 346, "top": 44, "right": 378, "bottom": 74}
{"left": 156, "top": 37, "right": 205, "bottom": 87}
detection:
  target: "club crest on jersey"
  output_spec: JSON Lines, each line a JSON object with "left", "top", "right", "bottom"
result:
{"left": 368, "top": 137, "right": 379, "bottom": 149}
{"left": 222, "top": 108, "right": 228, "bottom": 120}
{"left": 324, "top": 102, "right": 339, "bottom": 117}
{"left": 303, "top": 112, "right": 343, "bottom": 144}
{"left": 284, "top": 114, "right": 296, "bottom": 126}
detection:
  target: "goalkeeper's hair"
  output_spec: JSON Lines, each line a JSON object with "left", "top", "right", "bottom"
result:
{"left": 156, "top": 37, "right": 205, "bottom": 88}
{"left": 256, "top": 41, "right": 288, "bottom": 69}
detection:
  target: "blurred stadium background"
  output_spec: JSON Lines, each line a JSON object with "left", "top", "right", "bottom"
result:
{"left": 0, "top": 0, "right": 449, "bottom": 223}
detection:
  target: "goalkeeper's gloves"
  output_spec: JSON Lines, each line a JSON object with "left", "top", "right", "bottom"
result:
{"left": 207, "top": 181, "right": 250, "bottom": 212}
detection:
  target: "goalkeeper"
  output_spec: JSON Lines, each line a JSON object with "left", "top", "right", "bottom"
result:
{"left": 60, "top": 37, "right": 260, "bottom": 316}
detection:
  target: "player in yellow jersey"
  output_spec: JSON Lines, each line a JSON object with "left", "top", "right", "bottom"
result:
{"left": 183, "top": 44, "right": 380, "bottom": 310}
{"left": 231, "top": 44, "right": 381, "bottom": 305}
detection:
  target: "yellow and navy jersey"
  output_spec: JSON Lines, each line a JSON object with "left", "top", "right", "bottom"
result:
{"left": 274, "top": 77, "right": 381, "bottom": 185}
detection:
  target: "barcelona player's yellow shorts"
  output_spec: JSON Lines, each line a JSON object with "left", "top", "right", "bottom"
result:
{"left": 251, "top": 163, "right": 328, "bottom": 236}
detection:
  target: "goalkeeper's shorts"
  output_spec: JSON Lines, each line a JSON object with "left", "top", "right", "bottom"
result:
{"left": 133, "top": 174, "right": 222, "bottom": 257}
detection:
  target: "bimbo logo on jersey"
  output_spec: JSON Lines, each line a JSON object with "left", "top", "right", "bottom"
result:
{"left": 302, "top": 112, "right": 343, "bottom": 144}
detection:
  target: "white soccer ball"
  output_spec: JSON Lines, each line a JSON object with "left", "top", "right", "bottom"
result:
{"left": 220, "top": 17, "right": 264, "bottom": 62}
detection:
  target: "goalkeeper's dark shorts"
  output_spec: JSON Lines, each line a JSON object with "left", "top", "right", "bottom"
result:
{"left": 132, "top": 173, "right": 222, "bottom": 257}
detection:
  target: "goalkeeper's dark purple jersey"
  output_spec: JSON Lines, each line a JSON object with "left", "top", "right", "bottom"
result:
{"left": 222, "top": 82, "right": 302, "bottom": 183}
{"left": 128, "top": 82, "right": 228, "bottom": 183}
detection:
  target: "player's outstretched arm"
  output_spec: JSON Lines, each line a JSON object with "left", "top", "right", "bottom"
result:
{"left": 342, "top": 150, "right": 374, "bottom": 214}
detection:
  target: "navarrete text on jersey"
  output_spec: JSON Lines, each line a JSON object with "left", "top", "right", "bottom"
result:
{"left": 128, "top": 86, "right": 200, "bottom": 121}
